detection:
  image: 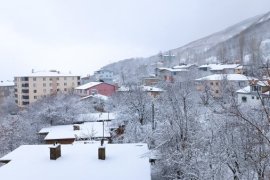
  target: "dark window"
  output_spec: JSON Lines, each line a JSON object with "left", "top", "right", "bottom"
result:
{"left": 34, "top": 90, "right": 37, "bottom": 93}
{"left": 22, "top": 96, "right": 29, "bottom": 99}
{"left": 252, "top": 96, "right": 254, "bottom": 99}
{"left": 21, "top": 77, "right": 29, "bottom": 81}
{"left": 257, "top": 97, "right": 260, "bottom": 100}
{"left": 22, "top": 89, "right": 29, "bottom": 93}
{"left": 242, "top": 96, "right": 247, "bottom": 102}
{"left": 210, "top": 82, "right": 214, "bottom": 86}
{"left": 215, "top": 90, "right": 219, "bottom": 94}
{"left": 22, "top": 83, "right": 29, "bottom": 87}
{"left": 22, "top": 101, "right": 29, "bottom": 105}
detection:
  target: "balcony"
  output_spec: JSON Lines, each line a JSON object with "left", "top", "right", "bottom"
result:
{"left": 22, "top": 95, "right": 29, "bottom": 100}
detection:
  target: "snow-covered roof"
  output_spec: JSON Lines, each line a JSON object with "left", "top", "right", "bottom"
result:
{"left": 15, "top": 71, "right": 80, "bottom": 77}
{"left": 0, "top": 143, "right": 151, "bottom": 180}
{"left": 80, "top": 94, "right": 108, "bottom": 101}
{"left": 157, "top": 67, "right": 188, "bottom": 72}
{"left": 142, "top": 86, "right": 164, "bottom": 92}
{"left": 236, "top": 86, "right": 251, "bottom": 94}
{"left": 117, "top": 86, "right": 163, "bottom": 92}
{"left": 76, "top": 112, "right": 116, "bottom": 122}
{"left": 199, "top": 64, "right": 240, "bottom": 70}
{"left": 196, "top": 74, "right": 256, "bottom": 81}
{"left": 0, "top": 81, "right": 14, "bottom": 87}
{"left": 75, "top": 82, "right": 102, "bottom": 90}
{"left": 172, "top": 64, "right": 196, "bottom": 69}
{"left": 39, "top": 122, "right": 111, "bottom": 140}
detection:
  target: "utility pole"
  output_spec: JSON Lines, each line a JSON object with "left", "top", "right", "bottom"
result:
{"left": 152, "top": 101, "right": 155, "bottom": 131}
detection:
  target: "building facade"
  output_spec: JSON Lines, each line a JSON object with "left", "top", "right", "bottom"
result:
{"left": 0, "top": 81, "right": 14, "bottom": 99}
{"left": 93, "top": 69, "right": 114, "bottom": 83}
{"left": 75, "top": 82, "right": 117, "bottom": 97}
{"left": 14, "top": 71, "right": 80, "bottom": 107}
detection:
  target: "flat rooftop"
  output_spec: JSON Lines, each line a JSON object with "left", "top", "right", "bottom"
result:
{"left": 0, "top": 143, "right": 151, "bottom": 180}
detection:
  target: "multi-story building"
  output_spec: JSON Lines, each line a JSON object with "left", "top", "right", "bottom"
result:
{"left": 93, "top": 69, "right": 114, "bottom": 83}
{"left": 14, "top": 70, "right": 80, "bottom": 107}
{"left": 0, "top": 81, "right": 14, "bottom": 101}
{"left": 196, "top": 74, "right": 254, "bottom": 97}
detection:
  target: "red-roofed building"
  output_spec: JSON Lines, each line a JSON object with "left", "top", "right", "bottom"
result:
{"left": 75, "top": 82, "right": 117, "bottom": 97}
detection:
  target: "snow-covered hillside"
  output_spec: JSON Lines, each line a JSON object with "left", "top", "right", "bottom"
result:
{"left": 103, "top": 11, "right": 270, "bottom": 83}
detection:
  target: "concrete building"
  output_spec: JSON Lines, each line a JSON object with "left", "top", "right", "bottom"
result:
{"left": 196, "top": 74, "right": 255, "bottom": 97}
{"left": 237, "top": 80, "right": 270, "bottom": 107}
{"left": 0, "top": 81, "right": 14, "bottom": 99}
{"left": 0, "top": 143, "right": 151, "bottom": 180}
{"left": 93, "top": 69, "right": 114, "bottom": 83}
{"left": 14, "top": 70, "right": 80, "bottom": 107}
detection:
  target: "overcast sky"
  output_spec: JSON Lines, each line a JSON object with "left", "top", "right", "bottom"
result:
{"left": 0, "top": 0, "right": 269, "bottom": 80}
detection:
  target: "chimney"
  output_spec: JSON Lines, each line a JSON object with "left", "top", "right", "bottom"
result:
{"left": 49, "top": 143, "right": 61, "bottom": 160}
{"left": 98, "top": 139, "right": 106, "bottom": 160}
{"left": 73, "top": 124, "right": 80, "bottom": 131}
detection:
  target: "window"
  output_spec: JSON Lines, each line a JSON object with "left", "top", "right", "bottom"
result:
{"left": 210, "top": 82, "right": 214, "bottom": 86}
{"left": 33, "top": 77, "right": 36, "bottom": 81}
{"left": 64, "top": 88, "right": 67, "bottom": 91}
{"left": 64, "top": 83, "right": 67, "bottom": 86}
{"left": 216, "top": 82, "right": 219, "bottom": 85}
{"left": 43, "top": 89, "right": 46, "bottom": 93}
{"left": 49, "top": 83, "right": 52, "bottom": 87}
{"left": 57, "top": 83, "right": 59, "bottom": 86}
{"left": 252, "top": 96, "right": 254, "bottom": 99}
{"left": 33, "top": 83, "right": 36, "bottom": 87}
{"left": 43, "top": 77, "right": 46, "bottom": 81}
{"left": 34, "top": 96, "right": 37, "bottom": 99}
{"left": 43, "top": 83, "right": 46, "bottom": 87}
{"left": 215, "top": 90, "right": 219, "bottom": 94}
{"left": 34, "top": 90, "right": 37, "bottom": 93}
{"left": 257, "top": 97, "right": 260, "bottom": 100}
{"left": 57, "top": 77, "right": 59, "bottom": 80}
{"left": 251, "top": 86, "right": 261, "bottom": 92}
{"left": 64, "top": 77, "right": 67, "bottom": 80}
{"left": 242, "top": 96, "right": 247, "bottom": 102}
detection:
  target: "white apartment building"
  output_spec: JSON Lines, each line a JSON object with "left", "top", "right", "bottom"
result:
{"left": 14, "top": 70, "right": 80, "bottom": 107}
{"left": 93, "top": 69, "right": 114, "bottom": 83}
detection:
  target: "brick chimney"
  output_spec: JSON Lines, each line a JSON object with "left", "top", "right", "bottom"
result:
{"left": 98, "top": 139, "right": 106, "bottom": 160}
{"left": 73, "top": 124, "right": 80, "bottom": 131}
{"left": 49, "top": 143, "right": 61, "bottom": 160}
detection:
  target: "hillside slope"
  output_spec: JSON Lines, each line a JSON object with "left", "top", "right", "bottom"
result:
{"left": 103, "top": 11, "right": 270, "bottom": 83}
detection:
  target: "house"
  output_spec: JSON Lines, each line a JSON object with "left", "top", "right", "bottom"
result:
{"left": 155, "top": 67, "right": 189, "bottom": 83}
{"left": 142, "top": 86, "right": 164, "bottom": 98}
{"left": 198, "top": 64, "right": 241, "bottom": 76}
{"left": 93, "top": 69, "right": 114, "bottom": 83}
{"left": 142, "top": 75, "right": 160, "bottom": 86}
{"left": 14, "top": 70, "right": 80, "bottom": 107}
{"left": 80, "top": 75, "right": 94, "bottom": 85}
{"left": 75, "top": 82, "right": 117, "bottom": 97}
{"left": 172, "top": 64, "right": 197, "bottom": 70}
{"left": 237, "top": 80, "right": 270, "bottom": 106}
{"left": 117, "top": 85, "right": 164, "bottom": 98}
{"left": 196, "top": 74, "right": 255, "bottom": 97}
{"left": 38, "top": 122, "right": 112, "bottom": 144}
{"left": 76, "top": 112, "right": 116, "bottom": 123}
{"left": 0, "top": 143, "right": 151, "bottom": 180}
{"left": 0, "top": 81, "right": 14, "bottom": 99}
